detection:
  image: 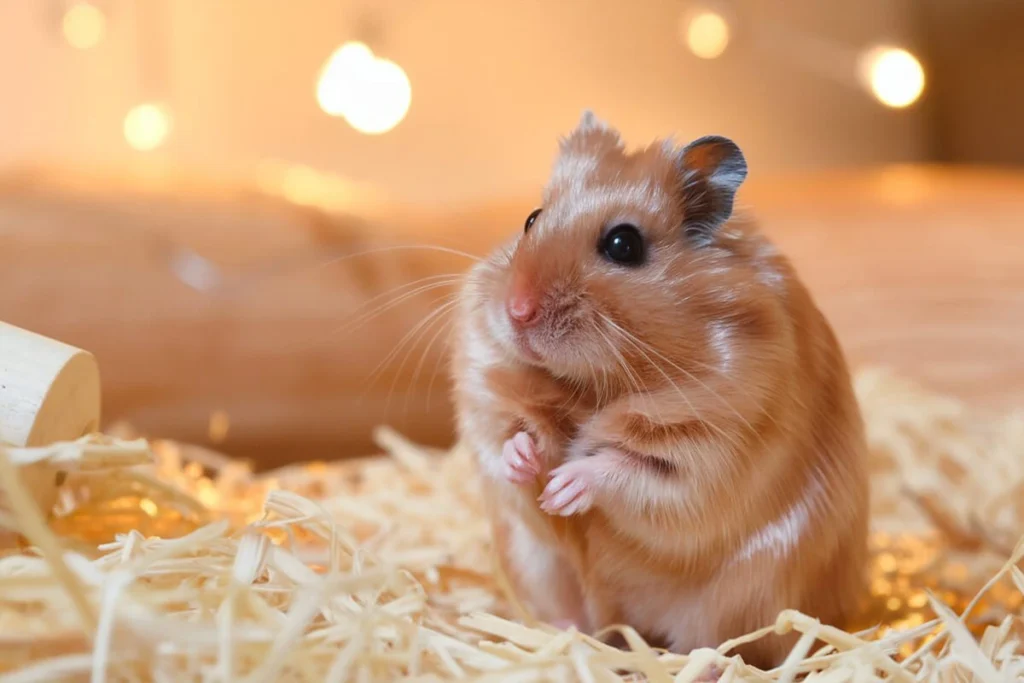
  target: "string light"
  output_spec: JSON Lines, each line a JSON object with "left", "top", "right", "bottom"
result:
{"left": 123, "top": 103, "right": 172, "bottom": 151}
{"left": 316, "top": 41, "right": 411, "bottom": 135}
{"left": 683, "top": 10, "right": 730, "bottom": 60}
{"left": 62, "top": 1, "right": 106, "bottom": 50}
{"left": 861, "top": 46, "right": 925, "bottom": 108}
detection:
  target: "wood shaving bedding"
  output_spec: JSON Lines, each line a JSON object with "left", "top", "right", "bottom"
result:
{"left": 0, "top": 368, "right": 1021, "bottom": 682}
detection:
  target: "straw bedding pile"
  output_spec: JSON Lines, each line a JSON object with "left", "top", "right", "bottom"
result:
{"left": 0, "top": 368, "right": 1022, "bottom": 682}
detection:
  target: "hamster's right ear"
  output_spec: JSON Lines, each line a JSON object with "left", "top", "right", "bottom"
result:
{"left": 677, "top": 135, "right": 748, "bottom": 244}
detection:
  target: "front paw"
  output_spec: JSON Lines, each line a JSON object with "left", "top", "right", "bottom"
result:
{"left": 538, "top": 459, "right": 597, "bottom": 516}
{"left": 501, "top": 431, "right": 542, "bottom": 484}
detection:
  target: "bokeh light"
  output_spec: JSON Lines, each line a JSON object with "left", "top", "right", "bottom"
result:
{"left": 62, "top": 2, "right": 106, "bottom": 50}
{"left": 123, "top": 103, "right": 172, "bottom": 151}
{"left": 316, "top": 41, "right": 375, "bottom": 117}
{"left": 316, "top": 41, "right": 412, "bottom": 135}
{"left": 341, "top": 58, "right": 411, "bottom": 135}
{"left": 862, "top": 47, "right": 926, "bottom": 108}
{"left": 684, "top": 11, "right": 730, "bottom": 60}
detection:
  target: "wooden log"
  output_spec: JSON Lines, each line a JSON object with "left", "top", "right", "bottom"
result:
{"left": 0, "top": 321, "right": 101, "bottom": 546}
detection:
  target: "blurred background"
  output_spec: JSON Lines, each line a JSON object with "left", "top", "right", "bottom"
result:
{"left": 1, "top": 0, "right": 1022, "bottom": 467}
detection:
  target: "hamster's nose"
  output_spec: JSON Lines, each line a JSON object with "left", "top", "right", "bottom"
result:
{"left": 506, "top": 276, "right": 539, "bottom": 326}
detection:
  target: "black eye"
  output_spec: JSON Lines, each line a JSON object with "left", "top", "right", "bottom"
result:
{"left": 524, "top": 208, "right": 542, "bottom": 233}
{"left": 601, "top": 224, "right": 645, "bottom": 266}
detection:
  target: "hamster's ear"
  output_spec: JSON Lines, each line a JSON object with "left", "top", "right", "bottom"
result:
{"left": 559, "top": 109, "right": 622, "bottom": 154}
{"left": 677, "top": 135, "right": 748, "bottom": 243}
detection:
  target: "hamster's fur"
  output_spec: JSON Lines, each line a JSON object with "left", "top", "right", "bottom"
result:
{"left": 450, "top": 112, "right": 868, "bottom": 668}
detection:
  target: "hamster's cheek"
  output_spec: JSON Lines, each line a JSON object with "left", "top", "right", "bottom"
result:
{"left": 481, "top": 302, "right": 518, "bottom": 358}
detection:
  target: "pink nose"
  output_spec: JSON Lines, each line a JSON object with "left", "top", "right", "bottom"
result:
{"left": 506, "top": 278, "right": 539, "bottom": 325}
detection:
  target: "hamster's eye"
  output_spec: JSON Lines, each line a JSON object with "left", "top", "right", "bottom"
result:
{"left": 524, "top": 208, "right": 542, "bottom": 233}
{"left": 601, "top": 224, "right": 645, "bottom": 266}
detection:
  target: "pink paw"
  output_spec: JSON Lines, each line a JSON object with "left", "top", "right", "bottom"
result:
{"left": 501, "top": 431, "right": 541, "bottom": 484}
{"left": 538, "top": 459, "right": 597, "bottom": 516}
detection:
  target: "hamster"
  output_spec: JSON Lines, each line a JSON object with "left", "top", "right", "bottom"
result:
{"left": 450, "top": 111, "right": 868, "bottom": 669}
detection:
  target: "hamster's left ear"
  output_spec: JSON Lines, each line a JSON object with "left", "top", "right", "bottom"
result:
{"left": 677, "top": 135, "right": 748, "bottom": 243}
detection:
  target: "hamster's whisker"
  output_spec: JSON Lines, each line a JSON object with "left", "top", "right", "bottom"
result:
{"left": 367, "top": 292, "right": 458, "bottom": 389}
{"left": 364, "top": 294, "right": 460, "bottom": 406}
{"left": 297, "top": 244, "right": 483, "bottom": 275}
{"left": 353, "top": 272, "right": 464, "bottom": 314}
{"left": 680, "top": 355, "right": 782, "bottom": 431}
{"left": 591, "top": 357, "right": 610, "bottom": 408}
{"left": 342, "top": 275, "right": 464, "bottom": 333}
{"left": 559, "top": 383, "right": 584, "bottom": 416}
{"left": 554, "top": 370, "right": 587, "bottom": 414}
{"left": 600, "top": 313, "right": 758, "bottom": 441}
{"left": 405, "top": 307, "right": 458, "bottom": 416}
{"left": 275, "top": 275, "right": 462, "bottom": 355}
{"left": 566, "top": 328, "right": 608, "bottom": 409}
{"left": 599, "top": 314, "right": 697, "bottom": 430}
{"left": 579, "top": 373, "right": 593, "bottom": 409}
{"left": 284, "top": 276, "right": 460, "bottom": 356}
{"left": 613, "top": 336, "right": 660, "bottom": 420}
{"left": 424, "top": 322, "right": 457, "bottom": 410}
{"left": 599, "top": 314, "right": 745, "bottom": 452}
{"left": 594, "top": 324, "right": 652, "bottom": 417}
{"left": 193, "top": 244, "right": 478, "bottom": 302}
{"left": 383, "top": 297, "right": 460, "bottom": 399}
{"left": 563, "top": 338, "right": 607, "bottom": 413}
{"left": 335, "top": 278, "right": 461, "bottom": 339}
{"left": 381, "top": 300, "right": 460, "bottom": 419}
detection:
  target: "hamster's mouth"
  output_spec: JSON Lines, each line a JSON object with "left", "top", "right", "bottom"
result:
{"left": 512, "top": 330, "right": 542, "bottom": 363}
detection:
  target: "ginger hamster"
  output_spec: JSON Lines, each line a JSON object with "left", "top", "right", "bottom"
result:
{"left": 450, "top": 111, "right": 868, "bottom": 669}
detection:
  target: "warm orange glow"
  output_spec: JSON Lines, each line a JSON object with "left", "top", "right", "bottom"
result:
{"left": 62, "top": 2, "right": 106, "bottom": 50}
{"left": 684, "top": 11, "right": 730, "bottom": 60}
{"left": 279, "top": 164, "right": 323, "bottom": 206}
{"left": 862, "top": 47, "right": 925, "bottom": 108}
{"left": 316, "top": 41, "right": 412, "bottom": 135}
{"left": 123, "top": 103, "right": 172, "bottom": 151}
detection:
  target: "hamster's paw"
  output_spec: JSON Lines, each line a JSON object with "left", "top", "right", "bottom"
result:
{"left": 501, "top": 431, "right": 541, "bottom": 484}
{"left": 539, "top": 459, "right": 596, "bottom": 516}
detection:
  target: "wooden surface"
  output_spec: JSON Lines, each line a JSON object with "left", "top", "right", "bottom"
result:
{"left": 0, "top": 163, "right": 1021, "bottom": 466}
{"left": 0, "top": 165, "right": 463, "bottom": 465}
{"left": 750, "top": 165, "right": 1024, "bottom": 412}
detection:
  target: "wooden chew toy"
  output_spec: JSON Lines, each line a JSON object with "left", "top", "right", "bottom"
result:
{"left": 0, "top": 320, "right": 101, "bottom": 546}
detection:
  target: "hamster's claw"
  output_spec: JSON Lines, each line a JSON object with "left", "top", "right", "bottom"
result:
{"left": 539, "top": 459, "right": 596, "bottom": 516}
{"left": 501, "top": 431, "right": 541, "bottom": 484}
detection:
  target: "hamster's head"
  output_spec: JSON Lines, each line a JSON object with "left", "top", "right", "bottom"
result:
{"left": 470, "top": 111, "right": 779, "bottom": 388}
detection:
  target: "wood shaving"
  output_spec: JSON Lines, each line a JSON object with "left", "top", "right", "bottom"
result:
{"left": 0, "top": 368, "right": 1021, "bottom": 682}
